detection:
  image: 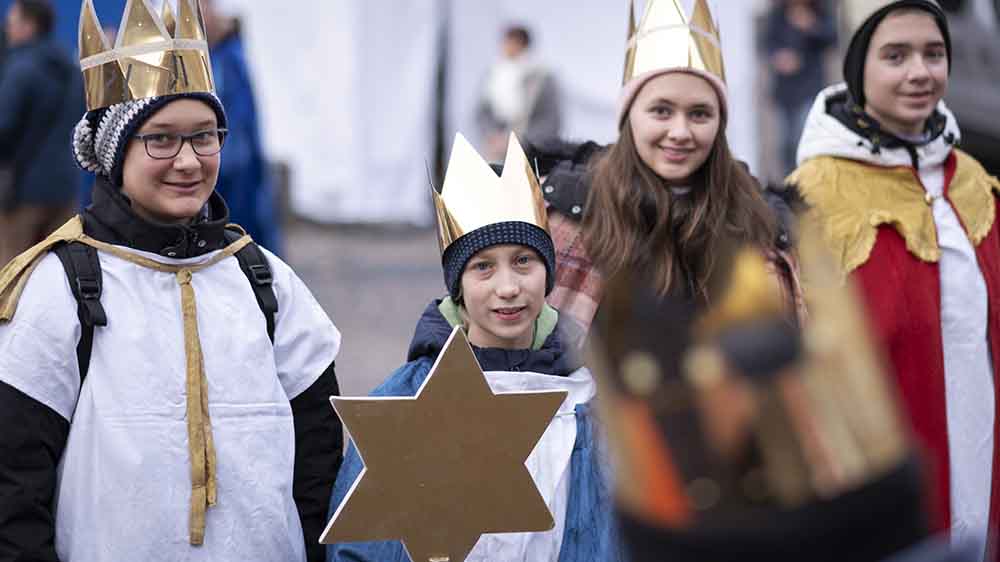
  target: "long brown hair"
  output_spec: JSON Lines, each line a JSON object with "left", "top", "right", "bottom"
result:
{"left": 583, "top": 119, "right": 777, "bottom": 301}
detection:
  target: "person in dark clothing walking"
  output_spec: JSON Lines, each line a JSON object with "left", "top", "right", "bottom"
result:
{"left": 764, "top": 0, "right": 837, "bottom": 174}
{"left": 0, "top": 0, "right": 81, "bottom": 266}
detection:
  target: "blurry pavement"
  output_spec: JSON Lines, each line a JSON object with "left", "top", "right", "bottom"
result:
{"left": 285, "top": 220, "right": 443, "bottom": 396}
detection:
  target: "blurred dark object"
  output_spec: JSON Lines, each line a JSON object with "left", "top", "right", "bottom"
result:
{"left": 269, "top": 159, "right": 292, "bottom": 229}
{"left": 938, "top": 0, "right": 1000, "bottom": 175}
{"left": 764, "top": 0, "right": 838, "bottom": 174}
{"left": 0, "top": 0, "right": 80, "bottom": 265}
{"left": 205, "top": 8, "right": 283, "bottom": 254}
{"left": 588, "top": 232, "right": 934, "bottom": 561}
{"left": 886, "top": 538, "right": 985, "bottom": 562}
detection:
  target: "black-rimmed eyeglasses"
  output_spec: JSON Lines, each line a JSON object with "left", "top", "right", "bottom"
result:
{"left": 134, "top": 128, "right": 228, "bottom": 160}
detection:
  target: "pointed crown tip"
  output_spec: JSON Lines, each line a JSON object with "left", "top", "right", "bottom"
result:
{"left": 77, "top": 0, "right": 214, "bottom": 111}
{"left": 624, "top": 0, "right": 725, "bottom": 86}
{"left": 435, "top": 132, "right": 548, "bottom": 253}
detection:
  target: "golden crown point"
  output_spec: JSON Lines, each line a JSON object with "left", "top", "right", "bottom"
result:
{"left": 695, "top": 248, "right": 786, "bottom": 338}
{"left": 79, "top": 0, "right": 215, "bottom": 112}
{"left": 161, "top": 0, "right": 176, "bottom": 36}
{"left": 432, "top": 133, "right": 549, "bottom": 254}
{"left": 623, "top": 0, "right": 726, "bottom": 87}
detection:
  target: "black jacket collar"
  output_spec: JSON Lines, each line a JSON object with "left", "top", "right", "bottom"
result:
{"left": 81, "top": 177, "right": 231, "bottom": 259}
{"left": 827, "top": 90, "right": 952, "bottom": 156}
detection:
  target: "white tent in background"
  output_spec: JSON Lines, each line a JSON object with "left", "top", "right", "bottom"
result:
{"left": 221, "top": 0, "right": 761, "bottom": 225}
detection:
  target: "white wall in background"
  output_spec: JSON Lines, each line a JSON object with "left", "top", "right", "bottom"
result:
{"left": 447, "top": 0, "right": 761, "bottom": 173}
{"left": 223, "top": 0, "right": 760, "bottom": 224}
{"left": 224, "top": 0, "right": 440, "bottom": 225}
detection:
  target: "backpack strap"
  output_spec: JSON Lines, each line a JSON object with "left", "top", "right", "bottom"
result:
{"left": 53, "top": 242, "right": 107, "bottom": 383}
{"left": 226, "top": 229, "right": 278, "bottom": 342}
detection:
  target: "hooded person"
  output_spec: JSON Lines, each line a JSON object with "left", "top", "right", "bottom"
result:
{"left": 324, "top": 133, "right": 626, "bottom": 562}
{"left": 0, "top": 1, "right": 343, "bottom": 561}
{"left": 523, "top": 0, "right": 803, "bottom": 335}
{"left": 786, "top": 1, "right": 999, "bottom": 559}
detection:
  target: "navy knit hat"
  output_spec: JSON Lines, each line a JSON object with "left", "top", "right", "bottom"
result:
{"left": 843, "top": 0, "right": 951, "bottom": 107}
{"left": 72, "top": 92, "right": 228, "bottom": 186}
{"left": 442, "top": 221, "right": 556, "bottom": 301}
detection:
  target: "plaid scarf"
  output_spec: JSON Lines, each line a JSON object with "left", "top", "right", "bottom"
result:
{"left": 545, "top": 210, "right": 806, "bottom": 334}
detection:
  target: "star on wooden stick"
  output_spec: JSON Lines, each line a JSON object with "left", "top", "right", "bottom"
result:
{"left": 320, "top": 327, "right": 567, "bottom": 562}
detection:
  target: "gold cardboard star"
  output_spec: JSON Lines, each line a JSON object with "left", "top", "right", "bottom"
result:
{"left": 320, "top": 327, "right": 567, "bottom": 562}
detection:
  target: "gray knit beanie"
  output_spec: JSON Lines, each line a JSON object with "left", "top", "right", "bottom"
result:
{"left": 442, "top": 221, "right": 556, "bottom": 301}
{"left": 72, "top": 92, "right": 227, "bottom": 186}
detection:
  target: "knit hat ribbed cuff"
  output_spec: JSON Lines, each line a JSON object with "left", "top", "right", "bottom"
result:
{"left": 442, "top": 221, "right": 556, "bottom": 301}
{"left": 617, "top": 68, "right": 729, "bottom": 129}
{"left": 72, "top": 93, "right": 227, "bottom": 185}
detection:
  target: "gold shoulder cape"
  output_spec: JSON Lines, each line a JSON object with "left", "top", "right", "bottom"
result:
{"left": 0, "top": 216, "right": 86, "bottom": 322}
{"left": 787, "top": 150, "right": 1000, "bottom": 275}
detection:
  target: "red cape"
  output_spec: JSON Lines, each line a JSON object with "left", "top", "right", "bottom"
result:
{"left": 852, "top": 153, "right": 1000, "bottom": 561}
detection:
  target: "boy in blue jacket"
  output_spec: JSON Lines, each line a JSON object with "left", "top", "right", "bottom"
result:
{"left": 326, "top": 134, "right": 625, "bottom": 562}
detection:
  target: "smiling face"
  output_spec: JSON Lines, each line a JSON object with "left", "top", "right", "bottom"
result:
{"left": 460, "top": 244, "right": 547, "bottom": 350}
{"left": 863, "top": 9, "right": 949, "bottom": 137}
{"left": 121, "top": 99, "right": 221, "bottom": 224}
{"left": 627, "top": 72, "right": 722, "bottom": 186}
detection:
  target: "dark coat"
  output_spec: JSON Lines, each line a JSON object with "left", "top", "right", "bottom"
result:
{"left": 0, "top": 37, "right": 81, "bottom": 206}
{"left": 763, "top": 4, "right": 837, "bottom": 108}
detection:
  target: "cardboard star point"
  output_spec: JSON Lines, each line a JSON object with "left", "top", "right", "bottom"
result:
{"left": 321, "top": 326, "right": 566, "bottom": 562}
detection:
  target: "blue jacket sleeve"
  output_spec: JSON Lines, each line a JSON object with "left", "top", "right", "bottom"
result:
{"left": 558, "top": 403, "right": 627, "bottom": 562}
{"left": 325, "top": 359, "right": 433, "bottom": 562}
{"left": 325, "top": 442, "right": 411, "bottom": 562}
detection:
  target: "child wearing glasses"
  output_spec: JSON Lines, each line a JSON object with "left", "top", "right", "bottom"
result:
{"left": 0, "top": 1, "right": 343, "bottom": 561}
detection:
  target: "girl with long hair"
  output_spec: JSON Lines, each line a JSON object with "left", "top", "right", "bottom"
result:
{"left": 584, "top": 77, "right": 780, "bottom": 301}
{"left": 533, "top": 0, "right": 801, "bottom": 330}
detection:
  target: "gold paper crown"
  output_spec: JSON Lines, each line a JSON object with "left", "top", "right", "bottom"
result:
{"left": 623, "top": 0, "right": 725, "bottom": 86}
{"left": 79, "top": 0, "right": 215, "bottom": 111}
{"left": 433, "top": 133, "right": 549, "bottom": 253}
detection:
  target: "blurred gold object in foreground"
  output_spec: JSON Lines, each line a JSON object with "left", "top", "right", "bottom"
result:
{"left": 590, "top": 223, "right": 908, "bottom": 527}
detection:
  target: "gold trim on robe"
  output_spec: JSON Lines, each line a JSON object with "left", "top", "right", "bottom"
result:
{"left": 787, "top": 150, "right": 1000, "bottom": 276}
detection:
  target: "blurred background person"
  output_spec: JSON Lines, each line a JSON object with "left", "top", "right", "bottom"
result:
{"left": 203, "top": 0, "right": 282, "bottom": 254}
{"left": 764, "top": 0, "right": 837, "bottom": 175}
{"left": 476, "top": 24, "right": 561, "bottom": 161}
{"left": 0, "top": 0, "right": 79, "bottom": 266}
